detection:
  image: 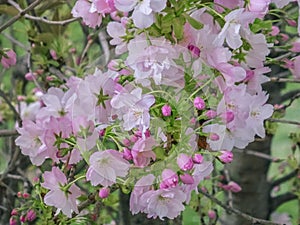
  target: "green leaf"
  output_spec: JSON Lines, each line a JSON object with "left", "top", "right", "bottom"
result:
{"left": 183, "top": 13, "right": 203, "bottom": 30}
{"left": 173, "top": 17, "right": 185, "bottom": 40}
{"left": 0, "top": 5, "right": 18, "bottom": 16}
{"left": 183, "top": 206, "right": 201, "bottom": 225}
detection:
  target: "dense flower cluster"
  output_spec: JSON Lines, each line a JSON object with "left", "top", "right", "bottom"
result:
{"left": 14, "top": 0, "right": 282, "bottom": 221}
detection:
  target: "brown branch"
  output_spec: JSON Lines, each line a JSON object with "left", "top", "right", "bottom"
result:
{"left": 269, "top": 77, "right": 300, "bottom": 83}
{"left": 0, "top": 129, "right": 18, "bottom": 137}
{"left": 279, "top": 90, "right": 300, "bottom": 104}
{"left": 0, "top": 89, "right": 21, "bottom": 125}
{"left": 270, "top": 192, "right": 298, "bottom": 212}
{"left": 234, "top": 148, "right": 281, "bottom": 162}
{"left": 0, "top": 0, "right": 43, "bottom": 33}
{"left": 271, "top": 169, "right": 299, "bottom": 188}
{"left": 24, "top": 15, "right": 79, "bottom": 25}
{"left": 267, "top": 118, "right": 300, "bottom": 126}
{"left": 198, "top": 189, "right": 280, "bottom": 225}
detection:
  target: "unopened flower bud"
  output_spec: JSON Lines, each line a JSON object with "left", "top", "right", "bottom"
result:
{"left": 218, "top": 150, "right": 233, "bottom": 163}
{"left": 193, "top": 153, "right": 203, "bottom": 164}
{"left": 208, "top": 210, "right": 216, "bottom": 219}
{"left": 26, "top": 209, "right": 36, "bottom": 222}
{"left": 161, "top": 104, "right": 172, "bottom": 116}
{"left": 177, "top": 154, "right": 194, "bottom": 171}
{"left": 194, "top": 97, "right": 205, "bottom": 110}
{"left": 205, "top": 110, "right": 217, "bottom": 119}
{"left": 180, "top": 173, "right": 194, "bottom": 184}
{"left": 99, "top": 187, "right": 110, "bottom": 199}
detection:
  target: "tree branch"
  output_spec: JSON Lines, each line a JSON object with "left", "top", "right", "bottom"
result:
{"left": 198, "top": 189, "right": 280, "bottom": 225}
{"left": 267, "top": 118, "right": 300, "bottom": 126}
{"left": 0, "top": 89, "right": 21, "bottom": 125}
{"left": 271, "top": 169, "right": 299, "bottom": 188}
{"left": 234, "top": 148, "right": 281, "bottom": 162}
{"left": 269, "top": 77, "right": 300, "bottom": 83}
{"left": 270, "top": 192, "right": 298, "bottom": 212}
{"left": 0, "top": 130, "right": 18, "bottom": 137}
{"left": 0, "top": 0, "right": 43, "bottom": 33}
{"left": 279, "top": 90, "right": 300, "bottom": 104}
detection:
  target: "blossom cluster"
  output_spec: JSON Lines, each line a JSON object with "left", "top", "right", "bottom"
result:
{"left": 14, "top": 0, "right": 279, "bottom": 221}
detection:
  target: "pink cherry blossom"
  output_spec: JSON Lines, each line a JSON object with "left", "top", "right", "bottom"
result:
{"left": 140, "top": 187, "right": 186, "bottom": 220}
{"left": 72, "top": 0, "right": 102, "bottom": 28}
{"left": 194, "top": 97, "right": 206, "bottom": 110}
{"left": 131, "top": 136, "right": 156, "bottom": 167}
{"left": 41, "top": 167, "right": 81, "bottom": 218}
{"left": 86, "top": 150, "right": 130, "bottom": 186}
{"left": 1, "top": 49, "right": 16, "bottom": 69}
{"left": 130, "top": 174, "right": 156, "bottom": 214}
{"left": 99, "top": 187, "right": 110, "bottom": 198}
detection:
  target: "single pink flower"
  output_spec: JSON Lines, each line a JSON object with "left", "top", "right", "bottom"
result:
{"left": 87, "top": 150, "right": 130, "bottom": 186}
{"left": 160, "top": 169, "right": 178, "bottom": 189}
{"left": 41, "top": 167, "right": 81, "bottom": 218}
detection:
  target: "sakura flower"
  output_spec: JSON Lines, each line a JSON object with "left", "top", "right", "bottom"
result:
{"left": 41, "top": 167, "right": 81, "bottom": 218}
{"left": 71, "top": 0, "right": 102, "bottom": 28}
{"left": 107, "top": 21, "right": 128, "bottom": 55}
{"left": 1, "top": 49, "right": 16, "bottom": 69}
{"left": 86, "top": 150, "right": 130, "bottom": 186}
{"left": 111, "top": 87, "right": 155, "bottom": 133}
{"left": 15, "top": 120, "right": 48, "bottom": 166}
{"left": 177, "top": 154, "right": 194, "bottom": 171}
{"left": 140, "top": 187, "right": 186, "bottom": 220}
{"left": 90, "top": 0, "right": 115, "bottom": 14}
{"left": 130, "top": 174, "right": 156, "bottom": 214}
{"left": 131, "top": 136, "right": 156, "bottom": 167}
{"left": 161, "top": 104, "right": 172, "bottom": 116}
{"left": 115, "top": 0, "right": 167, "bottom": 28}
{"left": 247, "top": 0, "right": 271, "bottom": 18}
{"left": 218, "top": 150, "right": 233, "bottom": 163}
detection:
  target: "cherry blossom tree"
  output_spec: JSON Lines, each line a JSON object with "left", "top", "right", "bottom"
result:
{"left": 0, "top": 0, "right": 299, "bottom": 225}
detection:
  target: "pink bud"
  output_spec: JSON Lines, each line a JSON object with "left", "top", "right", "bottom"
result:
{"left": 9, "top": 217, "right": 17, "bottom": 225}
{"left": 99, "top": 129, "right": 105, "bottom": 137}
{"left": 25, "top": 72, "right": 37, "bottom": 81}
{"left": 20, "top": 215, "right": 26, "bottom": 223}
{"left": 194, "top": 97, "right": 205, "bottom": 110}
{"left": 122, "top": 138, "right": 131, "bottom": 146}
{"left": 123, "top": 148, "right": 133, "bottom": 161}
{"left": 286, "top": 19, "right": 297, "bottom": 27}
{"left": 160, "top": 169, "right": 178, "bottom": 189}
{"left": 180, "top": 173, "right": 194, "bottom": 184}
{"left": 121, "top": 17, "right": 130, "bottom": 26}
{"left": 17, "top": 192, "right": 22, "bottom": 198}
{"left": 188, "top": 44, "right": 200, "bottom": 57}
{"left": 193, "top": 153, "right": 203, "bottom": 164}
{"left": 270, "top": 26, "right": 280, "bottom": 36}
{"left": 205, "top": 110, "right": 217, "bottom": 119}
{"left": 280, "top": 33, "right": 289, "bottom": 41}
{"left": 11, "top": 209, "right": 18, "bottom": 216}
{"left": 17, "top": 95, "right": 26, "bottom": 101}
{"left": 177, "top": 154, "right": 194, "bottom": 171}
{"left": 1, "top": 49, "right": 17, "bottom": 69}
{"left": 161, "top": 104, "right": 172, "bottom": 116}
{"left": 26, "top": 209, "right": 36, "bottom": 222}
{"left": 291, "top": 41, "right": 300, "bottom": 52}
{"left": 222, "top": 111, "right": 234, "bottom": 123}
{"left": 50, "top": 49, "right": 58, "bottom": 60}
{"left": 130, "top": 135, "right": 138, "bottom": 143}
{"left": 208, "top": 210, "right": 216, "bottom": 219}
{"left": 226, "top": 181, "right": 242, "bottom": 192}
{"left": 218, "top": 150, "right": 233, "bottom": 163}
{"left": 99, "top": 187, "right": 110, "bottom": 199}
{"left": 108, "top": 59, "right": 121, "bottom": 71}
{"left": 22, "top": 193, "right": 30, "bottom": 198}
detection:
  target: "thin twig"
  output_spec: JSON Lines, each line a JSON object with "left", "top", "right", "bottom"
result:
{"left": 1, "top": 33, "right": 30, "bottom": 51}
{"left": 267, "top": 118, "right": 300, "bottom": 126}
{"left": 0, "top": 0, "right": 43, "bottom": 33}
{"left": 269, "top": 77, "right": 300, "bottom": 83}
{"left": 198, "top": 189, "right": 280, "bottom": 225}
{"left": 24, "top": 15, "right": 79, "bottom": 25}
{"left": 0, "top": 130, "right": 18, "bottom": 137}
{"left": 234, "top": 149, "right": 281, "bottom": 162}
{"left": 0, "top": 89, "right": 21, "bottom": 125}
{"left": 271, "top": 169, "right": 299, "bottom": 188}
{"left": 223, "top": 169, "right": 233, "bottom": 208}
